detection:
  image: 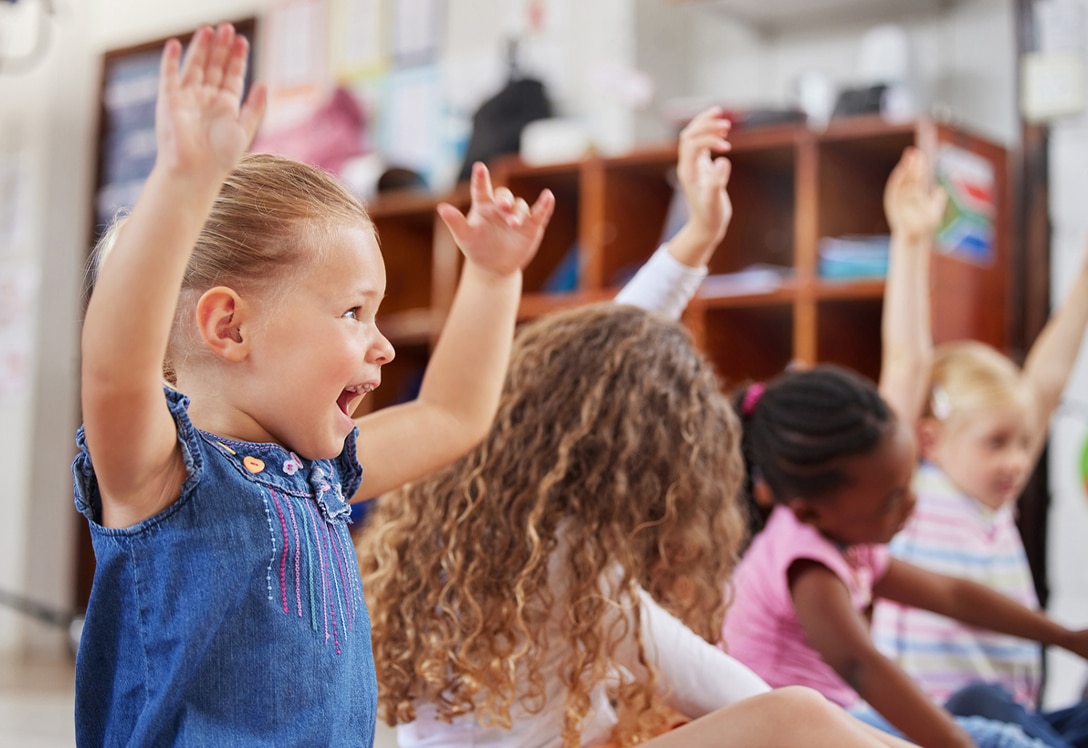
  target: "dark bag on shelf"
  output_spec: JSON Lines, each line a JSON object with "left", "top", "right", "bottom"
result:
{"left": 457, "top": 76, "right": 553, "bottom": 182}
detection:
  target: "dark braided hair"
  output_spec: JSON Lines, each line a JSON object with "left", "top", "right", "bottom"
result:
{"left": 734, "top": 365, "right": 894, "bottom": 537}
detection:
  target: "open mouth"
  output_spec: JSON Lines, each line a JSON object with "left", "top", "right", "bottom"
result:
{"left": 337, "top": 383, "right": 375, "bottom": 416}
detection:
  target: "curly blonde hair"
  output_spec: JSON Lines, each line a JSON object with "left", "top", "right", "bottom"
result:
{"left": 358, "top": 302, "right": 747, "bottom": 747}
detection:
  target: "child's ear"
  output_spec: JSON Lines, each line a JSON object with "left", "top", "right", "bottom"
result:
{"left": 196, "top": 286, "right": 248, "bottom": 362}
{"left": 787, "top": 497, "right": 821, "bottom": 526}
{"left": 916, "top": 417, "right": 941, "bottom": 460}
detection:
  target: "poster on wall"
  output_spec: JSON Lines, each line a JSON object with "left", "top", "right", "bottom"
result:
{"left": 329, "top": 0, "right": 385, "bottom": 81}
{"left": 96, "top": 48, "right": 160, "bottom": 238}
{"left": 390, "top": 0, "right": 443, "bottom": 67}
{"left": 94, "top": 21, "right": 258, "bottom": 243}
{"left": 379, "top": 65, "right": 442, "bottom": 186}
{"left": 935, "top": 143, "right": 996, "bottom": 267}
{"left": 264, "top": 0, "right": 329, "bottom": 129}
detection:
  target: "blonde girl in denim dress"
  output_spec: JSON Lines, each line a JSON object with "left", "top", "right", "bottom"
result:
{"left": 74, "top": 23, "right": 553, "bottom": 747}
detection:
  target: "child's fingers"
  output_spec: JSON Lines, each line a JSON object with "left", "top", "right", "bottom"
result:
{"left": 685, "top": 114, "right": 732, "bottom": 140}
{"left": 493, "top": 186, "right": 515, "bottom": 211}
{"left": 506, "top": 197, "right": 531, "bottom": 226}
{"left": 527, "top": 189, "right": 556, "bottom": 227}
{"left": 221, "top": 36, "right": 251, "bottom": 100}
{"left": 203, "top": 23, "right": 236, "bottom": 91}
{"left": 179, "top": 25, "right": 214, "bottom": 87}
{"left": 436, "top": 202, "right": 471, "bottom": 245}
{"left": 715, "top": 156, "right": 733, "bottom": 187}
{"left": 685, "top": 105, "right": 725, "bottom": 131}
{"left": 239, "top": 83, "right": 268, "bottom": 145}
{"left": 469, "top": 162, "right": 495, "bottom": 207}
{"left": 928, "top": 187, "right": 948, "bottom": 218}
{"left": 159, "top": 38, "right": 184, "bottom": 94}
{"left": 681, "top": 110, "right": 731, "bottom": 142}
{"left": 885, "top": 148, "right": 915, "bottom": 199}
{"left": 685, "top": 131, "right": 732, "bottom": 155}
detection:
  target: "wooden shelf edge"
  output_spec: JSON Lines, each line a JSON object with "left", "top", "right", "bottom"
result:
{"left": 367, "top": 184, "right": 470, "bottom": 220}
{"left": 812, "top": 277, "right": 886, "bottom": 300}
{"left": 695, "top": 274, "right": 798, "bottom": 308}
{"left": 518, "top": 289, "right": 616, "bottom": 320}
{"left": 815, "top": 115, "right": 918, "bottom": 142}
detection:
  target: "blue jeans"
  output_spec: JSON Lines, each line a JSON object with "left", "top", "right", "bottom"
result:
{"left": 849, "top": 702, "right": 1050, "bottom": 747}
{"left": 945, "top": 683, "right": 1088, "bottom": 748}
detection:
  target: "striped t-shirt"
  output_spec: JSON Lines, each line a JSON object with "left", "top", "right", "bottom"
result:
{"left": 871, "top": 461, "right": 1041, "bottom": 706}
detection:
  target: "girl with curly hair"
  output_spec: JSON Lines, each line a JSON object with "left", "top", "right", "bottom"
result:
{"left": 357, "top": 109, "right": 917, "bottom": 748}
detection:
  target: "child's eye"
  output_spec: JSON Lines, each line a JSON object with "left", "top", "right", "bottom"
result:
{"left": 342, "top": 308, "right": 360, "bottom": 320}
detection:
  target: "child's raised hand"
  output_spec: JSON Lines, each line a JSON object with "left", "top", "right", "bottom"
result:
{"left": 884, "top": 147, "right": 946, "bottom": 245}
{"left": 436, "top": 162, "right": 555, "bottom": 277}
{"left": 155, "top": 23, "right": 266, "bottom": 179}
{"left": 677, "top": 106, "right": 733, "bottom": 246}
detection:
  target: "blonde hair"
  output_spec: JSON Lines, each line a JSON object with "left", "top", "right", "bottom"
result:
{"left": 926, "top": 341, "right": 1029, "bottom": 425}
{"left": 90, "top": 153, "right": 372, "bottom": 383}
{"left": 358, "top": 303, "right": 748, "bottom": 748}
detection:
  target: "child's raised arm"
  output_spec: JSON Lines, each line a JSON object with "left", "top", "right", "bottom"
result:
{"left": 353, "top": 163, "right": 553, "bottom": 499}
{"left": 878, "top": 147, "right": 946, "bottom": 425}
{"left": 1020, "top": 239, "right": 1088, "bottom": 464}
{"left": 791, "top": 561, "right": 976, "bottom": 747}
{"left": 614, "top": 105, "right": 732, "bottom": 317}
{"left": 81, "top": 24, "right": 265, "bottom": 528}
{"left": 667, "top": 106, "right": 733, "bottom": 268}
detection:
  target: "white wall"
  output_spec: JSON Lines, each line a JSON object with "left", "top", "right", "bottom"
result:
{"left": 686, "top": 0, "right": 1018, "bottom": 145}
{"left": 0, "top": 0, "right": 95, "bottom": 657}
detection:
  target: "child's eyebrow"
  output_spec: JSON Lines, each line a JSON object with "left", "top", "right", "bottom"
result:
{"left": 354, "top": 288, "right": 385, "bottom": 300}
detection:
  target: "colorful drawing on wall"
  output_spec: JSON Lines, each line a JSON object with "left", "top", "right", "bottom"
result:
{"left": 379, "top": 65, "right": 442, "bottom": 187}
{"left": 935, "top": 143, "right": 996, "bottom": 267}
{"left": 329, "top": 0, "right": 385, "bottom": 82}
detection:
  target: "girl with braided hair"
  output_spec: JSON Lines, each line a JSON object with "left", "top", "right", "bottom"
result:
{"left": 720, "top": 149, "right": 1088, "bottom": 748}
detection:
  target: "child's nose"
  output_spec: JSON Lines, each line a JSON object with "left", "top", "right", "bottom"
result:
{"left": 370, "top": 332, "right": 395, "bottom": 365}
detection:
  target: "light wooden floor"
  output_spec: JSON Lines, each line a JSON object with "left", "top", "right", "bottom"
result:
{"left": 0, "top": 654, "right": 76, "bottom": 747}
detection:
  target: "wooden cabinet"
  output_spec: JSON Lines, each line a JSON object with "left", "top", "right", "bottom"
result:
{"left": 367, "top": 115, "right": 1009, "bottom": 405}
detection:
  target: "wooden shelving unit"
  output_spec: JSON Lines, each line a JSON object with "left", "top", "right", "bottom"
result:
{"left": 365, "top": 114, "right": 1009, "bottom": 405}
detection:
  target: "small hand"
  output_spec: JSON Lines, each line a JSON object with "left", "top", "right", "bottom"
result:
{"left": 155, "top": 23, "right": 267, "bottom": 179}
{"left": 884, "top": 147, "right": 947, "bottom": 245}
{"left": 436, "top": 162, "right": 555, "bottom": 277}
{"left": 677, "top": 106, "right": 733, "bottom": 246}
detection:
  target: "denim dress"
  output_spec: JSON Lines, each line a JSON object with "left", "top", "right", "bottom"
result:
{"left": 72, "top": 389, "right": 377, "bottom": 747}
